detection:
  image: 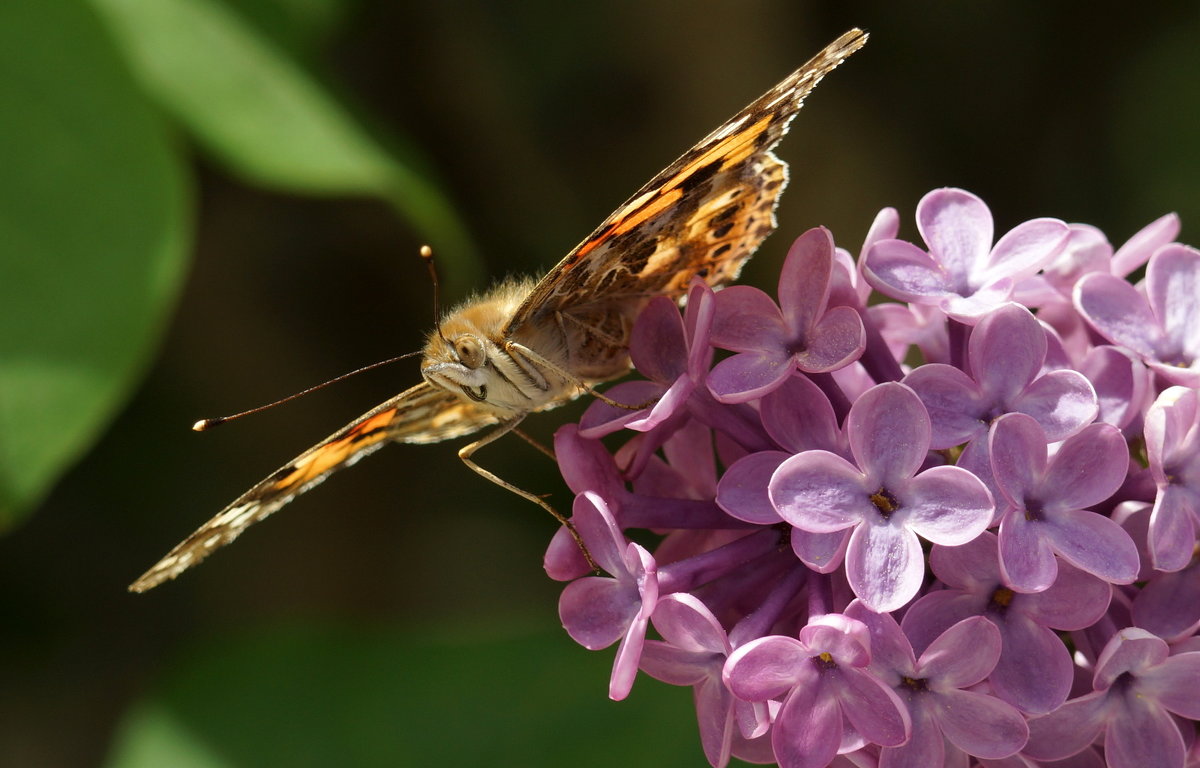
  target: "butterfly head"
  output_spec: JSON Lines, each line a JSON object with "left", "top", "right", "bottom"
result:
{"left": 421, "top": 327, "right": 494, "bottom": 404}
{"left": 419, "top": 281, "right": 539, "bottom": 413}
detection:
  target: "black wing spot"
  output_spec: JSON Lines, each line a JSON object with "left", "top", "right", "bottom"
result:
{"left": 677, "top": 161, "right": 720, "bottom": 194}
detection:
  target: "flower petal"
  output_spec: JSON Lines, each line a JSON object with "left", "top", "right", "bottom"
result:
{"left": 1105, "top": 694, "right": 1186, "bottom": 768}
{"left": 717, "top": 451, "right": 787, "bottom": 524}
{"left": 795, "top": 304, "right": 865, "bottom": 372}
{"left": 651, "top": 593, "right": 730, "bottom": 655}
{"left": 1074, "top": 272, "right": 1162, "bottom": 357}
{"left": 903, "top": 363, "right": 987, "bottom": 448}
{"left": 847, "top": 382, "right": 931, "bottom": 485}
{"left": 710, "top": 284, "right": 787, "bottom": 351}
{"left": 707, "top": 350, "right": 793, "bottom": 403}
{"left": 836, "top": 668, "right": 911, "bottom": 747}
{"left": 998, "top": 508, "right": 1059, "bottom": 593}
{"left": 935, "top": 688, "right": 1029, "bottom": 759}
{"left": 971, "top": 304, "right": 1046, "bottom": 402}
{"left": 761, "top": 374, "right": 842, "bottom": 454}
{"left": 1111, "top": 212, "right": 1179, "bottom": 277}
{"left": 778, "top": 226, "right": 835, "bottom": 330}
{"left": 918, "top": 616, "right": 1000, "bottom": 688}
{"left": 772, "top": 678, "right": 841, "bottom": 768}
{"left": 916, "top": 188, "right": 994, "bottom": 283}
{"left": 903, "top": 465, "right": 994, "bottom": 546}
{"left": 863, "top": 237, "right": 956, "bottom": 302}
{"left": 1042, "top": 508, "right": 1140, "bottom": 585}
{"left": 1013, "top": 369, "right": 1098, "bottom": 440}
{"left": 979, "top": 217, "right": 1070, "bottom": 285}
{"left": 1146, "top": 244, "right": 1200, "bottom": 360}
{"left": 1023, "top": 691, "right": 1109, "bottom": 760}
{"left": 770, "top": 450, "right": 868, "bottom": 532}
{"left": 989, "top": 412, "right": 1047, "bottom": 510}
{"left": 723, "top": 635, "right": 809, "bottom": 701}
{"left": 845, "top": 521, "right": 924, "bottom": 612}
{"left": 630, "top": 295, "right": 687, "bottom": 382}
{"left": 1148, "top": 486, "right": 1198, "bottom": 572}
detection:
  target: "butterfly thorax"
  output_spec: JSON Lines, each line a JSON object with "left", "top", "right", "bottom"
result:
{"left": 420, "top": 278, "right": 581, "bottom": 415}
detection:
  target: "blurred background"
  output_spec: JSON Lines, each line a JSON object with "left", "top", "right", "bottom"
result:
{"left": 2, "top": 1, "right": 1198, "bottom": 765}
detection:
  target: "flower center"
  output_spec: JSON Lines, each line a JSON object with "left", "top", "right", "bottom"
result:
{"left": 1023, "top": 498, "right": 1045, "bottom": 522}
{"left": 785, "top": 335, "right": 809, "bottom": 356}
{"left": 811, "top": 651, "right": 838, "bottom": 672}
{"left": 869, "top": 487, "right": 901, "bottom": 519}
{"left": 901, "top": 675, "right": 929, "bottom": 692}
{"left": 988, "top": 586, "right": 1015, "bottom": 615}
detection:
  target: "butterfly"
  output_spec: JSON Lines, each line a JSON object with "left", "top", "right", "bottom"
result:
{"left": 129, "top": 28, "right": 868, "bottom": 592}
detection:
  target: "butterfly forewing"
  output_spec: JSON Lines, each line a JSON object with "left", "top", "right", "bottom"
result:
{"left": 503, "top": 28, "right": 868, "bottom": 340}
{"left": 129, "top": 383, "right": 497, "bottom": 592}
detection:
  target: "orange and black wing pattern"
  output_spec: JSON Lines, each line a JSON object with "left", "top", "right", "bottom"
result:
{"left": 503, "top": 28, "right": 867, "bottom": 337}
{"left": 129, "top": 382, "right": 498, "bottom": 592}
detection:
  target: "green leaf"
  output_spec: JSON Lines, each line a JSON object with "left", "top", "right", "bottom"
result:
{"left": 0, "top": 0, "right": 189, "bottom": 523}
{"left": 91, "top": 0, "right": 480, "bottom": 287}
{"left": 106, "top": 624, "right": 707, "bottom": 768}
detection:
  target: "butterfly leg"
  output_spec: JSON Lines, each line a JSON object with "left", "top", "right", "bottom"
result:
{"left": 458, "top": 417, "right": 599, "bottom": 571}
{"left": 503, "top": 340, "right": 654, "bottom": 411}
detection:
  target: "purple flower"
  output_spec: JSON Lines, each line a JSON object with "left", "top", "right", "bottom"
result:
{"left": 639, "top": 593, "right": 765, "bottom": 768}
{"left": 903, "top": 303, "right": 1098, "bottom": 503}
{"left": 1077, "top": 344, "right": 1150, "bottom": 430}
{"left": 904, "top": 303, "right": 1098, "bottom": 447}
{"left": 723, "top": 613, "right": 910, "bottom": 768}
{"left": 544, "top": 425, "right": 742, "bottom": 581}
{"left": 1075, "top": 244, "right": 1200, "bottom": 386}
{"left": 1023, "top": 629, "right": 1200, "bottom": 768}
{"left": 557, "top": 492, "right": 658, "bottom": 700}
{"left": 989, "top": 413, "right": 1139, "bottom": 592}
{"left": 863, "top": 188, "right": 1070, "bottom": 322}
{"left": 707, "top": 227, "right": 866, "bottom": 403}
{"left": 1144, "top": 385, "right": 1200, "bottom": 571}
{"left": 844, "top": 601, "right": 1029, "bottom": 765}
{"left": 902, "top": 532, "right": 1111, "bottom": 714}
{"left": 580, "top": 278, "right": 715, "bottom": 435}
{"left": 716, "top": 374, "right": 851, "bottom": 571}
{"left": 769, "top": 382, "right": 994, "bottom": 611}
{"left": 541, "top": 187, "right": 1200, "bottom": 765}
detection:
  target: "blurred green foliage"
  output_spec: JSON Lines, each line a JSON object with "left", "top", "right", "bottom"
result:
{"left": 0, "top": 0, "right": 476, "bottom": 527}
{"left": 106, "top": 625, "right": 706, "bottom": 768}
{"left": 0, "top": 0, "right": 187, "bottom": 524}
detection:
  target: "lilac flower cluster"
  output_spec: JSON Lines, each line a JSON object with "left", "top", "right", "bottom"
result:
{"left": 547, "top": 188, "right": 1200, "bottom": 768}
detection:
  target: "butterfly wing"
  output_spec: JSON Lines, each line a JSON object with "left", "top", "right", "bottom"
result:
{"left": 129, "top": 382, "right": 498, "bottom": 592}
{"left": 503, "top": 28, "right": 867, "bottom": 340}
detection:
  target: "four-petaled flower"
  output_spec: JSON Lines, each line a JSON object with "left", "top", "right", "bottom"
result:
{"left": 845, "top": 601, "right": 1029, "bottom": 766}
{"left": 723, "top": 614, "right": 910, "bottom": 768}
{"left": 863, "top": 187, "right": 1070, "bottom": 321}
{"left": 1024, "top": 629, "right": 1200, "bottom": 768}
{"left": 707, "top": 227, "right": 866, "bottom": 403}
{"left": 989, "top": 412, "right": 1139, "bottom": 592}
{"left": 770, "top": 382, "right": 994, "bottom": 611}
{"left": 1076, "top": 244, "right": 1200, "bottom": 386}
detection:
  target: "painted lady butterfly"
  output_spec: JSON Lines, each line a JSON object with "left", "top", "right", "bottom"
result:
{"left": 130, "top": 28, "right": 867, "bottom": 592}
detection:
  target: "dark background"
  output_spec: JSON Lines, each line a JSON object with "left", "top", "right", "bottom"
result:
{"left": 5, "top": 1, "right": 1199, "bottom": 765}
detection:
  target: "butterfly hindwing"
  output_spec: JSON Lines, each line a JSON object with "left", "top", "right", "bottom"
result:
{"left": 129, "top": 383, "right": 498, "bottom": 592}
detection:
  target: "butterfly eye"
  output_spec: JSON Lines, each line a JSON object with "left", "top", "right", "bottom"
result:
{"left": 454, "top": 336, "right": 486, "bottom": 369}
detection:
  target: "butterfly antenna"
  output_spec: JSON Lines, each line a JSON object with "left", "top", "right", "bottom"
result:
{"left": 193, "top": 351, "right": 422, "bottom": 431}
{"left": 420, "top": 245, "right": 451, "bottom": 346}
